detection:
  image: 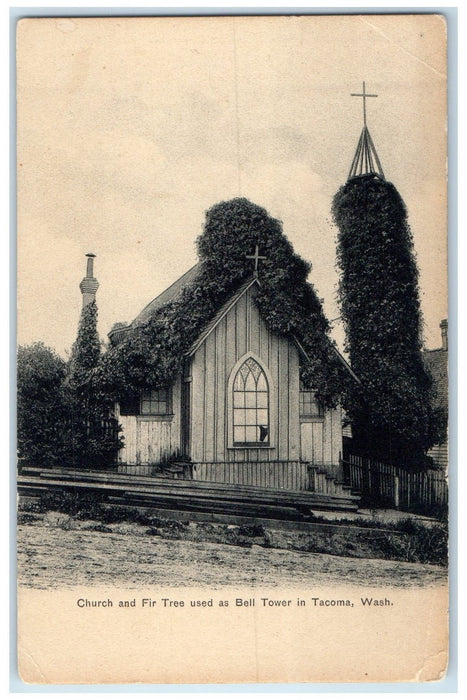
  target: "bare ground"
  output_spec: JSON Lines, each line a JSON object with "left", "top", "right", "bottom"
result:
{"left": 17, "top": 516, "right": 447, "bottom": 590}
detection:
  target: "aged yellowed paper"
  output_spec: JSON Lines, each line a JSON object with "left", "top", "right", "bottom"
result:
{"left": 17, "top": 15, "right": 448, "bottom": 685}
{"left": 19, "top": 585, "right": 448, "bottom": 684}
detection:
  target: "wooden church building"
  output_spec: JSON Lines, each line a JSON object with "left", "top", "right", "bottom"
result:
{"left": 88, "top": 84, "right": 395, "bottom": 499}
{"left": 67, "top": 84, "right": 442, "bottom": 513}
{"left": 101, "top": 247, "right": 356, "bottom": 494}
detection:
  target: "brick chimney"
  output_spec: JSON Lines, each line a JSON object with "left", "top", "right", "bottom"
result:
{"left": 79, "top": 253, "right": 99, "bottom": 307}
{"left": 440, "top": 319, "right": 448, "bottom": 351}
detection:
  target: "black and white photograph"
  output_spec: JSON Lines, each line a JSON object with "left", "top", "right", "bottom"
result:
{"left": 16, "top": 14, "right": 449, "bottom": 684}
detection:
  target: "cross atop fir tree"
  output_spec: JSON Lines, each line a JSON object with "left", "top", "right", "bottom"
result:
{"left": 351, "top": 81, "right": 378, "bottom": 127}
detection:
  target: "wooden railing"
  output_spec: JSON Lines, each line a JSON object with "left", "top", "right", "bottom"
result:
{"left": 342, "top": 454, "right": 448, "bottom": 516}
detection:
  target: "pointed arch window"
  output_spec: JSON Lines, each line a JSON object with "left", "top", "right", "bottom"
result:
{"left": 233, "top": 357, "right": 270, "bottom": 446}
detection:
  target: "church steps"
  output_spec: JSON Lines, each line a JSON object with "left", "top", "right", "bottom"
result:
{"left": 308, "top": 467, "right": 358, "bottom": 499}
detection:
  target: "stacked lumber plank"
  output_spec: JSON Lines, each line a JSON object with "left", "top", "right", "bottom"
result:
{"left": 18, "top": 466, "right": 360, "bottom": 519}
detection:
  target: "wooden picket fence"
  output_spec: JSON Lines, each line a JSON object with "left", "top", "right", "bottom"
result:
{"left": 342, "top": 453, "right": 448, "bottom": 516}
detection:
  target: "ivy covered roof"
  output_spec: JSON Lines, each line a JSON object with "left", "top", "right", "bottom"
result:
{"left": 100, "top": 198, "right": 353, "bottom": 406}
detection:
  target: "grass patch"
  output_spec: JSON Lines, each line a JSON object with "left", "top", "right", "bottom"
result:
{"left": 281, "top": 524, "right": 448, "bottom": 566}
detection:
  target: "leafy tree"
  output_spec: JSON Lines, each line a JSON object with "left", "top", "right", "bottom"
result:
{"left": 332, "top": 175, "right": 444, "bottom": 467}
{"left": 101, "top": 198, "right": 350, "bottom": 406}
{"left": 17, "top": 302, "right": 122, "bottom": 469}
{"left": 17, "top": 343, "right": 72, "bottom": 466}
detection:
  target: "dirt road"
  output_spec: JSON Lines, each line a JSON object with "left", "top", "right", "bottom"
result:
{"left": 17, "top": 519, "right": 446, "bottom": 590}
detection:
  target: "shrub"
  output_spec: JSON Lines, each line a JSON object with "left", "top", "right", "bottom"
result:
{"left": 36, "top": 489, "right": 105, "bottom": 520}
{"left": 17, "top": 343, "right": 71, "bottom": 466}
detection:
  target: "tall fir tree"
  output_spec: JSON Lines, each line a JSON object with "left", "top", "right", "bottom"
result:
{"left": 332, "top": 175, "right": 443, "bottom": 468}
{"left": 69, "top": 300, "right": 101, "bottom": 398}
{"left": 69, "top": 299, "right": 122, "bottom": 468}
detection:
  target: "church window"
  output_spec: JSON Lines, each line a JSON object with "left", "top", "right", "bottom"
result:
{"left": 232, "top": 358, "right": 269, "bottom": 445}
{"left": 299, "top": 383, "right": 324, "bottom": 418}
{"left": 141, "top": 388, "right": 171, "bottom": 415}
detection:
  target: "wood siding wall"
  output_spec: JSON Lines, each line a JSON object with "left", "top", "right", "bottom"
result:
{"left": 192, "top": 460, "right": 310, "bottom": 490}
{"left": 118, "top": 284, "right": 343, "bottom": 471}
{"left": 190, "top": 285, "right": 301, "bottom": 463}
{"left": 427, "top": 441, "right": 448, "bottom": 472}
{"left": 118, "top": 376, "right": 182, "bottom": 465}
{"left": 300, "top": 407, "right": 342, "bottom": 466}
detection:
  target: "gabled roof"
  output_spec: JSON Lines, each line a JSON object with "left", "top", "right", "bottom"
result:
{"left": 185, "top": 276, "right": 360, "bottom": 383}
{"left": 187, "top": 277, "right": 258, "bottom": 356}
{"left": 109, "top": 262, "right": 360, "bottom": 384}
{"left": 186, "top": 276, "right": 313, "bottom": 361}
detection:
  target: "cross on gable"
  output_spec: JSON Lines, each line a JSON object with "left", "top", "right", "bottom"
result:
{"left": 351, "top": 81, "right": 378, "bottom": 127}
{"left": 246, "top": 244, "right": 267, "bottom": 277}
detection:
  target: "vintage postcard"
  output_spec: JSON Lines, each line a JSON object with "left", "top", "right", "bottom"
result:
{"left": 16, "top": 14, "right": 449, "bottom": 685}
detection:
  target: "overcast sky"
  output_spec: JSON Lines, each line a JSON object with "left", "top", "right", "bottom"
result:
{"left": 17, "top": 15, "right": 447, "bottom": 357}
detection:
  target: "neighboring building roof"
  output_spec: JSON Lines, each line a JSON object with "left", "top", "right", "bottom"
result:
{"left": 423, "top": 319, "right": 448, "bottom": 413}
{"left": 424, "top": 335, "right": 448, "bottom": 471}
